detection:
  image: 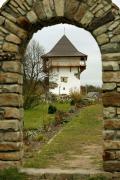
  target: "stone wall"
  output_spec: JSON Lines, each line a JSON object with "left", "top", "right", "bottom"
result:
{"left": 0, "top": 0, "right": 120, "bottom": 172}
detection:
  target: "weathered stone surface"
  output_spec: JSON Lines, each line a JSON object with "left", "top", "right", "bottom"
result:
{"left": 0, "top": 16, "right": 5, "bottom": 25}
{"left": 103, "top": 151, "right": 116, "bottom": 161}
{"left": 6, "top": 34, "right": 21, "bottom": 44}
{"left": 34, "top": 1, "right": 46, "bottom": 20}
{"left": 103, "top": 107, "right": 116, "bottom": 118}
{"left": 2, "top": 61, "right": 23, "bottom": 73}
{"left": 103, "top": 92, "right": 120, "bottom": 106}
{"left": 103, "top": 61, "right": 120, "bottom": 71}
{"left": 102, "top": 53, "right": 120, "bottom": 61}
{"left": 103, "top": 72, "right": 120, "bottom": 82}
{"left": 0, "top": 84, "right": 22, "bottom": 94}
{"left": 111, "top": 35, "right": 120, "bottom": 43}
{"left": 108, "top": 21, "right": 120, "bottom": 31}
{"left": 65, "top": 0, "right": 80, "bottom": 19}
{"left": 0, "top": 142, "right": 23, "bottom": 151}
{"left": 0, "top": 93, "right": 23, "bottom": 107}
{"left": 113, "top": 25, "right": 120, "bottom": 35}
{"left": 43, "top": 0, "right": 54, "bottom": 19}
{"left": 0, "top": 72, "right": 23, "bottom": 84}
{"left": 97, "top": 33, "right": 109, "bottom": 45}
{"left": 117, "top": 88, "right": 120, "bottom": 92}
{"left": 26, "top": 0, "right": 33, "bottom": 7}
{"left": 117, "top": 108, "right": 120, "bottom": 115}
{"left": 0, "top": 120, "right": 21, "bottom": 131}
{"left": 1, "top": 11, "right": 16, "bottom": 23}
{"left": 101, "top": 43, "right": 120, "bottom": 53}
{"left": 92, "top": 4, "right": 104, "bottom": 14}
{"left": 103, "top": 130, "right": 115, "bottom": 140}
{"left": 0, "top": 151, "right": 23, "bottom": 161}
{"left": 54, "top": 0, "right": 64, "bottom": 16}
{"left": 74, "top": 3, "right": 88, "bottom": 22}
{"left": 93, "top": 23, "right": 109, "bottom": 36}
{"left": 104, "top": 161, "right": 120, "bottom": 172}
{"left": 103, "top": 83, "right": 116, "bottom": 91}
{"left": 5, "top": 19, "right": 28, "bottom": 40}
{"left": 3, "top": 42, "right": 19, "bottom": 53}
{"left": 89, "top": 11, "right": 115, "bottom": 31}
{"left": 3, "top": 107, "right": 23, "bottom": 120}
{"left": 80, "top": 11, "right": 94, "bottom": 27}
{"left": 104, "top": 119, "right": 120, "bottom": 130}
{"left": 104, "top": 141, "right": 120, "bottom": 150}
{"left": 27, "top": 11, "right": 38, "bottom": 23}
{"left": 0, "top": 132, "right": 23, "bottom": 142}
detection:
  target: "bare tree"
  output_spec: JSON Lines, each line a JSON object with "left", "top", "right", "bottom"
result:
{"left": 23, "top": 40, "right": 45, "bottom": 109}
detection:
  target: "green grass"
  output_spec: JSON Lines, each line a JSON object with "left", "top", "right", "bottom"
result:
{"left": 0, "top": 168, "right": 26, "bottom": 180}
{"left": 24, "top": 102, "right": 70, "bottom": 130}
{"left": 24, "top": 104, "right": 103, "bottom": 168}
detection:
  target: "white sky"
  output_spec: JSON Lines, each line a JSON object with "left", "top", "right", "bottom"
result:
{"left": 0, "top": 0, "right": 120, "bottom": 86}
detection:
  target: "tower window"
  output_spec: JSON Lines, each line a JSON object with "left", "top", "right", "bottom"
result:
{"left": 61, "top": 77, "right": 68, "bottom": 83}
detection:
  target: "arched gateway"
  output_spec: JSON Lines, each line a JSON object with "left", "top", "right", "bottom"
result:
{"left": 0, "top": 0, "right": 120, "bottom": 172}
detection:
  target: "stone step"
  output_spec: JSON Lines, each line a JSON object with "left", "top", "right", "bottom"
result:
{"left": 19, "top": 168, "right": 117, "bottom": 180}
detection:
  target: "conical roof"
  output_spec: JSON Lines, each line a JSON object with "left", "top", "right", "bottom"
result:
{"left": 42, "top": 35, "right": 87, "bottom": 58}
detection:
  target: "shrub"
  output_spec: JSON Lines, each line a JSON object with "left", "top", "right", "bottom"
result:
{"left": 70, "top": 89, "right": 82, "bottom": 104}
{"left": 70, "top": 99, "right": 75, "bottom": 106}
{"left": 48, "top": 105, "right": 57, "bottom": 114}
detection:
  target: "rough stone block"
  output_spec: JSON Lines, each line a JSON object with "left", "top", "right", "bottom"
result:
{"left": 111, "top": 35, "right": 120, "bottom": 43}
{"left": 0, "top": 72, "right": 23, "bottom": 84}
{"left": 104, "top": 119, "right": 120, "bottom": 130}
{"left": 103, "top": 161, "right": 120, "bottom": 172}
{"left": 103, "top": 72, "right": 120, "bottom": 82}
{"left": 117, "top": 108, "right": 120, "bottom": 115}
{"left": 103, "top": 151, "right": 116, "bottom": 161}
{"left": 3, "top": 107, "right": 23, "bottom": 119}
{"left": 54, "top": 0, "right": 64, "bottom": 16}
{"left": 65, "top": 0, "right": 80, "bottom": 19}
{"left": 0, "top": 132, "right": 23, "bottom": 142}
{"left": 27, "top": 11, "right": 38, "bottom": 23}
{"left": 103, "top": 107, "right": 116, "bottom": 118}
{"left": 0, "top": 151, "right": 23, "bottom": 161}
{"left": 103, "top": 61, "right": 120, "bottom": 71}
{"left": 0, "top": 84, "right": 22, "bottom": 94}
{"left": 6, "top": 34, "right": 21, "bottom": 44}
{"left": 5, "top": 19, "right": 27, "bottom": 40}
{"left": 80, "top": 11, "right": 94, "bottom": 27}
{"left": 0, "top": 142, "right": 23, "bottom": 151}
{"left": 0, "top": 93, "right": 23, "bottom": 107}
{"left": 103, "top": 83, "right": 116, "bottom": 91}
{"left": 43, "top": 0, "right": 54, "bottom": 19}
{"left": 74, "top": 3, "right": 88, "bottom": 22}
{"left": 101, "top": 43, "right": 120, "bottom": 53}
{"left": 102, "top": 53, "right": 120, "bottom": 61}
{"left": 104, "top": 140, "right": 120, "bottom": 150}
{"left": 3, "top": 42, "right": 19, "bottom": 53}
{"left": 2, "top": 61, "right": 23, "bottom": 73}
{"left": 0, "top": 120, "right": 21, "bottom": 131}
{"left": 103, "top": 92, "right": 120, "bottom": 106}
{"left": 34, "top": 1, "right": 46, "bottom": 20}
{"left": 103, "top": 130, "right": 115, "bottom": 140}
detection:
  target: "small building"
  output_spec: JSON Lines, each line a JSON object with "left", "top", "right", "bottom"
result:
{"left": 42, "top": 35, "right": 87, "bottom": 95}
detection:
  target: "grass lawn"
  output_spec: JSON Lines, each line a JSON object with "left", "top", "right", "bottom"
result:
{"left": 24, "top": 102, "right": 70, "bottom": 130}
{"left": 24, "top": 104, "right": 103, "bottom": 169}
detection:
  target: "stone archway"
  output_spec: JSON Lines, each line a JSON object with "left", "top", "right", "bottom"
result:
{"left": 0, "top": 0, "right": 120, "bottom": 172}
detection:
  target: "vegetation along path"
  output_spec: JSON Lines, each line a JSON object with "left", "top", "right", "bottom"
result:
{"left": 24, "top": 104, "right": 103, "bottom": 170}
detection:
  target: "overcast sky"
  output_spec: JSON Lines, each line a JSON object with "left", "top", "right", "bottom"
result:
{"left": 0, "top": 0, "right": 120, "bottom": 86}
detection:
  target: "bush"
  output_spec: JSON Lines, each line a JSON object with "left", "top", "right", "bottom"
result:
{"left": 70, "top": 99, "right": 75, "bottom": 106}
{"left": 48, "top": 105, "right": 57, "bottom": 114}
{"left": 70, "top": 89, "right": 82, "bottom": 104}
